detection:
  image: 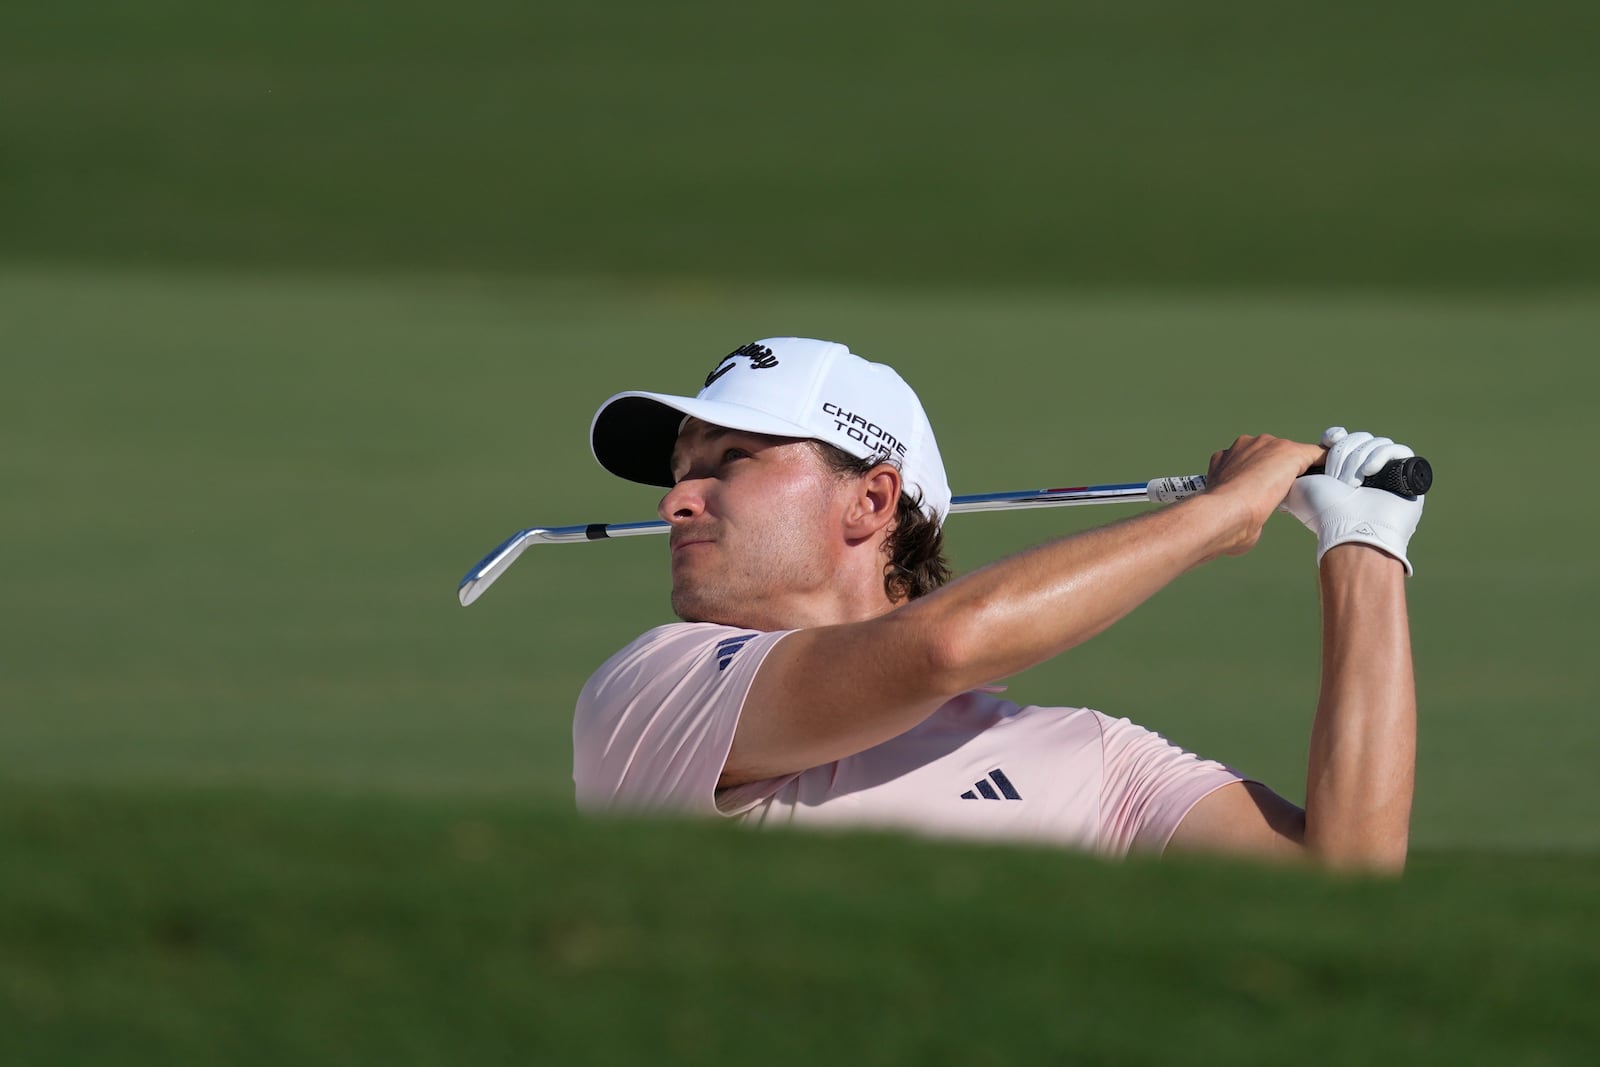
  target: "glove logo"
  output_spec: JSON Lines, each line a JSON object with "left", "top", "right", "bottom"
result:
{"left": 1353, "top": 522, "right": 1377, "bottom": 537}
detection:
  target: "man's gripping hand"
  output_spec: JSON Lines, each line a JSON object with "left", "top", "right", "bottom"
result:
{"left": 1282, "top": 427, "right": 1424, "bottom": 575}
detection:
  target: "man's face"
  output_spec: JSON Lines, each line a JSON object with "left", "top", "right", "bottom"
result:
{"left": 661, "top": 420, "right": 849, "bottom": 627}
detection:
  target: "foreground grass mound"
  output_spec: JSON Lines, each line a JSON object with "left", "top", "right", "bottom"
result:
{"left": 2, "top": 787, "right": 1594, "bottom": 1065}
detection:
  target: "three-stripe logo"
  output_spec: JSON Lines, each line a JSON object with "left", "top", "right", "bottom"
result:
{"left": 715, "top": 634, "right": 756, "bottom": 671}
{"left": 961, "top": 768, "right": 1022, "bottom": 800}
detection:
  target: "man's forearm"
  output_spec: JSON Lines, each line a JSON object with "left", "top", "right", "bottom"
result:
{"left": 1303, "top": 545, "right": 1417, "bottom": 871}
{"left": 898, "top": 491, "right": 1243, "bottom": 695}
{"left": 901, "top": 435, "right": 1326, "bottom": 697}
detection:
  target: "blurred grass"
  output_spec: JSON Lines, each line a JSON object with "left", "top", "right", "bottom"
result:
{"left": 1, "top": 0, "right": 1597, "bottom": 287}
{"left": 2, "top": 786, "right": 1597, "bottom": 1066}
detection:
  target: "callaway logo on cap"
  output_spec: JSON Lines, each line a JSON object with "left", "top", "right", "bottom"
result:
{"left": 590, "top": 337, "right": 952, "bottom": 522}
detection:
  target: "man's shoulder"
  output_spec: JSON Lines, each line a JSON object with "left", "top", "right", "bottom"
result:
{"left": 573, "top": 621, "right": 790, "bottom": 816}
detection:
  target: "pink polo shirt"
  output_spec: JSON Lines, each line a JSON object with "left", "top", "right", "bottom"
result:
{"left": 574, "top": 622, "right": 1247, "bottom": 857}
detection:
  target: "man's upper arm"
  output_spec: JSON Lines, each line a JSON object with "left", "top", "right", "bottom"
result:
{"left": 1164, "top": 781, "right": 1308, "bottom": 862}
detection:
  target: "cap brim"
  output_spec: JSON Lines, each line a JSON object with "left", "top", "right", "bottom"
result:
{"left": 590, "top": 391, "right": 817, "bottom": 487}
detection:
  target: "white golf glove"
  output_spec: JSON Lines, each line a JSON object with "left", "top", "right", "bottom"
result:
{"left": 1281, "top": 427, "right": 1424, "bottom": 576}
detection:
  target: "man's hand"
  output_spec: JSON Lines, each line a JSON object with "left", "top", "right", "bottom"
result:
{"left": 1282, "top": 427, "right": 1425, "bottom": 575}
{"left": 1203, "top": 434, "right": 1329, "bottom": 557}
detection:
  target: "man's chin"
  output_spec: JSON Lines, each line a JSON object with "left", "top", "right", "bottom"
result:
{"left": 670, "top": 590, "right": 718, "bottom": 625}
{"left": 672, "top": 588, "right": 744, "bottom": 627}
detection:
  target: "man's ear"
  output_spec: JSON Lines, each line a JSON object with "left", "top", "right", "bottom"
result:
{"left": 843, "top": 464, "right": 902, "bottom": 540}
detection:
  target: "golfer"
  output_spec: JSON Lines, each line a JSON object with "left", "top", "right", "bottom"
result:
{"left": 576, "top": 338, "right": 1422, "bottom": 869}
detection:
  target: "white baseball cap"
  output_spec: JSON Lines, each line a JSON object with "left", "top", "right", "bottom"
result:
{"left": 590, "top": 337, "right": 951, "bottom": 522}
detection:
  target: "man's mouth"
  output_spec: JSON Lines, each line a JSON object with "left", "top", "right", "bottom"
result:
{"left": 670, "top": 535, "right": 715, "bottom": 555}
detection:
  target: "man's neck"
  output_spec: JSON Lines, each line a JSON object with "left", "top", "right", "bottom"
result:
{"left": 692, "top": 589, "right": 903, "bottom": 632}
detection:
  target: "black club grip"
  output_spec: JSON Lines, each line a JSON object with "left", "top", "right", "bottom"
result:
{"left": 1309, "top": 456, "right": 1433, "bottom": 499}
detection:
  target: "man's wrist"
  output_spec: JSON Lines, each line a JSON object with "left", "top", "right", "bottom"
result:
{"left": 1182, "top": 483, "right": 1268, "bottom": 560}
{"left": 1319, "top": 542, "right": 1408, "bottom": 581}
{"left": 1315, "top": 508, "right": 1415, "bottom": 577}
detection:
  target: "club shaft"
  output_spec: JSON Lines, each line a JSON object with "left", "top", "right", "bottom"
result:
{"left": 457, "top": 457, "right": 1429, "bottom": 605}
{"left": 456, "top": 476, "right": 1203, "bottom": 606}
{"left": 539, "top": 480, "right": 1185, "bottom": 544}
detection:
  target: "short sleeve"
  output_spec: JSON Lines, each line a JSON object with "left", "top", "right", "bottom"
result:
{"left": 1095, "top": 714, "right": 1247, "bottom": 856}
{"left": 573, "top": 623, "right": 792, "bottom": 815}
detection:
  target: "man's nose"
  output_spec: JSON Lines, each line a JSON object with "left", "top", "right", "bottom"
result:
{"left": 658, "top": 479, "right": 706, "bottom": 523}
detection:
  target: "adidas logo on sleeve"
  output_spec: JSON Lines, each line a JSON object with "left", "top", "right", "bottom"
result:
{"left": 714, "top": 633, "right": 756, "bottom": 671}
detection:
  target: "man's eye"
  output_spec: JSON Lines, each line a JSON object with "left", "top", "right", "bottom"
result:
{"left": 671, "top": 447, "right": 750, "bottom": 482}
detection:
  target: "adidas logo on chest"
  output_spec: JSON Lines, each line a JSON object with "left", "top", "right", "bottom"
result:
{"left": 960, "top": 768, "right": 1022, "bottom": 801}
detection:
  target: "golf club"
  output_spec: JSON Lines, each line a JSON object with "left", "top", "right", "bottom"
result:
{"left": 456, "top": 456, "right": 1431, "bottom": 606}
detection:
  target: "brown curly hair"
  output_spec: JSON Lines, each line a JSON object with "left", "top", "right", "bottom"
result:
{"left": 807, "top": 441, "right": 953, "bottom": 602}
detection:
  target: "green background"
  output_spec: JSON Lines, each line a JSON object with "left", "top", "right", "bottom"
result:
{"left": 3, "top": 1, "right": 1597, "bottom": 1061}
